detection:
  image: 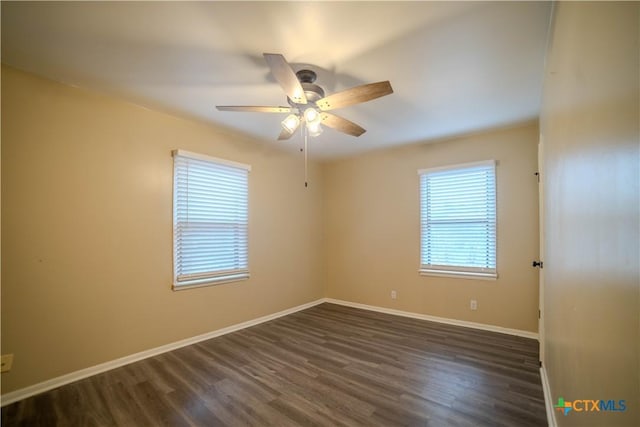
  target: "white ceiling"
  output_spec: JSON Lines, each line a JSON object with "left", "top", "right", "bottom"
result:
{"left": 1, "top": 1, "right": 551, "bottom": 159}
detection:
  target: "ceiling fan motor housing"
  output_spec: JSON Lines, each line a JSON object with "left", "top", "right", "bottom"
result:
{"left": 288, "top": 69, "right": 325, "bottom": 107}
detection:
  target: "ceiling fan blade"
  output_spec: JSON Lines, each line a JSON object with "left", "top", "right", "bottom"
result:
{"left": 216, "top": 106, "right": 293, "bottom": 113}
{"left": 321, "top": 112, "right": 366, "bottom": 137}
{"left": 316, "top": 81, "right": 393, "bottom": 111}
{"left": 278, "top": 129, "right": 295, "bottom": 140}
{"left": 263, "top": 53, "right": 307, "bottom": 105}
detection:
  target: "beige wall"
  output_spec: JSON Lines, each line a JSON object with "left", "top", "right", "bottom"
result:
{"left": 1, "top": 66, "right": 325, "bottom": 394}
{"left": 323, "top": 122, "right": 540, "bottom": 332}
{"left": 540, "top": 2, "right": 639, "bottom": 426}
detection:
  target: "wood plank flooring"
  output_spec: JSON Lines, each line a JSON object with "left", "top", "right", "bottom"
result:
{"left": 1, "top": 303, "right": 547, "bottom": 426}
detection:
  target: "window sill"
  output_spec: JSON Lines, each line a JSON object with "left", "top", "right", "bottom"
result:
{"left": 173, "top": 274, "right": 250, "bottom": 291}
{"left": 419, "top": 269, "right": 497, "bottom": 281}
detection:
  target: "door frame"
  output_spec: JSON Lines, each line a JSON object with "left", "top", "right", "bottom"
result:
{"left": 537, "top": 136, "right": 545, "bottom": 365}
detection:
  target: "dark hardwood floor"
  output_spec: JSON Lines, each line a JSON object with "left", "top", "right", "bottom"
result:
{"left": 1, "top": 303, "right": 547, "bottom": 426}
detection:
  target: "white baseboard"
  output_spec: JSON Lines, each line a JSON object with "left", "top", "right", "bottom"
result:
{"left": 0, "top": 298, "right": 325, "bottom": 407}
{"left": 540, "top": 365, "right": 557, "bottom": 427}
{"left": 324, "top": 298, "right": 539, "bottom": 340}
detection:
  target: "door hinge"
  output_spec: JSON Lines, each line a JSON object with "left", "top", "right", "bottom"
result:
{"left": 538, "top": 309, "right": 541, "bottom": 319}
{"left": 539, "top": 360, "right": 542, "bottom": 367}
{"left": 534, "top": 172, "right": 540, "bottom": 183}
{"left": 532, "top": 260, "right": 543, "bottom": 268}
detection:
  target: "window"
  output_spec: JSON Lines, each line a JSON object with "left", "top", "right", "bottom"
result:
{"left": 419, "top": 160, "right": 497, "bottom": 279}
{"left": 172, "top": 150, "right": 250, "bottom": 289}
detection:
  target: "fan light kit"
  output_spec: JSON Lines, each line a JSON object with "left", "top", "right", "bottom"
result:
{"left": 217, "top": 53, "right": 394, "bottom": 185}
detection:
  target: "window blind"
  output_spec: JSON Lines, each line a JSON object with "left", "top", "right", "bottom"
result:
{"left": 419, "top": 161, "right": 497, "bottom": 277}
{"left": 173, "top": 150, "right": 250, "bottom": 288}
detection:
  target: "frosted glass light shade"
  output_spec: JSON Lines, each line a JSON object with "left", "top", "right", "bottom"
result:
{"left": 307, "top": 121, "right": 323, "bottom": 137}
{"left": 304, "top": 107, "right": 320, "bottom": 124}
{"left": 281, "top": 114, "right": 300, "bottom": 133}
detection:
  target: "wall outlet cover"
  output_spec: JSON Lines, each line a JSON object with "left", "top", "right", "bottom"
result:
{"left": 1, "top": 354, "right": 14, "bottom": 373}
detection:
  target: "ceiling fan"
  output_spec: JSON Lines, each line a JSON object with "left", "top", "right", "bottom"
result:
{"left": 216, "top": 53, "right": 393, "bottom": 140}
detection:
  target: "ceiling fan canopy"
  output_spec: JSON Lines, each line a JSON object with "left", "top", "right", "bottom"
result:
{"left": 216, "top": 53, "right": 393, "bottom": 140}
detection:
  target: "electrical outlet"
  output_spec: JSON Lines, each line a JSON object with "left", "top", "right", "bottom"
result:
{"left": 391, "top": 290, "right": 397, "bottom": 299}
{"left": 470, "top": 300, "right": 478, "bottom": 310}
{"left": 1, "top": 354, "right": 14, "bottom": 373}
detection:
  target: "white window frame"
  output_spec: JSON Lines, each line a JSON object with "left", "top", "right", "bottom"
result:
{"left": 418, "top": 160, "right": 497, "bottom": 280}
{"left": 172, "top": 150, "right": 250, "bottom": 290}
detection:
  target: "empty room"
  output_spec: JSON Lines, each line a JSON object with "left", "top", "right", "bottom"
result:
{"left": 1, "top": 2, "right": 638, "bottom": 426}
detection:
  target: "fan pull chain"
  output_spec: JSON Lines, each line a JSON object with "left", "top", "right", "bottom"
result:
{"left": 304, "top": 125, "right": 309, "bottom": 187}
